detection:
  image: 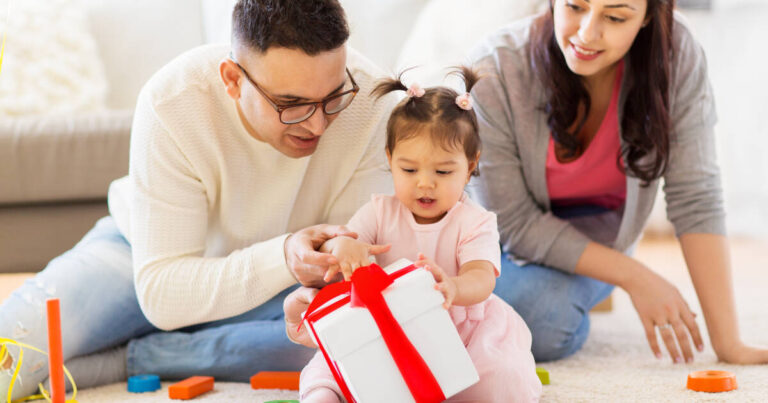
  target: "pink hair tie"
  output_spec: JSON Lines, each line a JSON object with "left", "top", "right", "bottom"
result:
{"left": 455, "top": 93, "right": 473, "bottom": 110}
{"left": 406, "top": 83, "right": 425, "bottom": 98}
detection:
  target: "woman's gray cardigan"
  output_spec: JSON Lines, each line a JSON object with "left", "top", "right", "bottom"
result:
{"left": 468, "top": 12, "right": 725, "bottom": 273}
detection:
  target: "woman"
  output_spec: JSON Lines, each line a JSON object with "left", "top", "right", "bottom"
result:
{"left": 469, "top": 0, "right": 768, "bottom": 364}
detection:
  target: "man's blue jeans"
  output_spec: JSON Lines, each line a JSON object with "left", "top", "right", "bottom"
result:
{"left": 0, "top": 216, "right": 313, "bottom": 399}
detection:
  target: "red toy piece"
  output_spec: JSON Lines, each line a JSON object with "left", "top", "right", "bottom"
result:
{"left": 250, "top": 371, "right": 301, "bottom": 390}
{"left": 687, "top": 370, "right": 738, "bottom": 392}
{"left": 168, "top": 376, "right": 214, "bottom": 399}
{"left": 46, "top": 299, "right": 66, "bottom": 403}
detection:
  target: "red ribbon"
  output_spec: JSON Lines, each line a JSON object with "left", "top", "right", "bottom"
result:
{"left": 303, "top": 264, "right": 446, "bottom": 403}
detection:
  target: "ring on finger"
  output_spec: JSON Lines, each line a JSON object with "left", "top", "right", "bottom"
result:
{"left": 656, "top": 323, "right": 673, "bottom": 330}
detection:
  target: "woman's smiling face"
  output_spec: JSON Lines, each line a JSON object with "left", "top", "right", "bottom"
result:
{"left": 553, "top": 0, "right": 648, "bottom": 79}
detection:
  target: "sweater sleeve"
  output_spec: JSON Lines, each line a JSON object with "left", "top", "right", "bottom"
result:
{"left": 129, "top": 89, "right": 295, "bottom": 331}
{"left": 470, "top": 55, "right": 591, "bottom": 273}
{"left": 663, "top": 21, "right": 726, "bottom": 237}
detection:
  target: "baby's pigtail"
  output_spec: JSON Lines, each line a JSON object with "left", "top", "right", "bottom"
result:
{"left": 449, "top": 65, "right": 481, "bottom": 94}
{"left": 371, "top": 70, "right": 409, "bottom": 100}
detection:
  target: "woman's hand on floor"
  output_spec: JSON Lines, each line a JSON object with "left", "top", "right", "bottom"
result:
{"left": 715, "top": 342, "right": 768, "bottom": 364}
{"left": 625, "top": 268, "right": 704, "bottom": 364}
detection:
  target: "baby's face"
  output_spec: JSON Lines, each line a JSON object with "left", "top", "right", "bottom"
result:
{"left": 387, "top": 133, "right": 475, "bottom": 224}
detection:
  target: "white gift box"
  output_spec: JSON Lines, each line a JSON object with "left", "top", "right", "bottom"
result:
{"left": 304, "top": 258, "right": 479, "bottom": 403}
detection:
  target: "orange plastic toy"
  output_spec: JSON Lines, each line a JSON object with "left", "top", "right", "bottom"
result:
{"left": 46, "top": 299, "right": 66, "bottom": 403}
{"left": 250, "top": 371, "right": 301, "bottom": 390}
{"left": 686, "top": 370, "right": 738, "bottom": 392}
{"left": 168, "top": 376, "right": 214, "bottom": 399}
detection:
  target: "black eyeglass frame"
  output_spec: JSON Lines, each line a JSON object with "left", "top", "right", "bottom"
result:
{"left": 230, "top": 53, "right": 359, "bottom": 125}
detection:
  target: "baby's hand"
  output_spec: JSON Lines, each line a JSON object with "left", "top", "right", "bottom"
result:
{"left": 283, "top": 286, "right": 319, "bottom": 348}
{"left": 321, "top": 236, "right": 391, "bottom": 281}
{"left": 415, "top": 253, "right": 458, "bottom": 309}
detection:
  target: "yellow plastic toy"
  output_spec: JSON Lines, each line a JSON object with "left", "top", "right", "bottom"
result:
{"left": 536, "top": 367, "right": 550, "bottom": 385}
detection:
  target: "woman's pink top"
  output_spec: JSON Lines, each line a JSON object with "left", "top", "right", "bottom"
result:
{"left": 546, "top": 61, "right": 626, "bottom": 210}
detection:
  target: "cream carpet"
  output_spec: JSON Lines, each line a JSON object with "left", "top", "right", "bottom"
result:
{"left": 3, "top": 237, "right": 766, "bottom": 402}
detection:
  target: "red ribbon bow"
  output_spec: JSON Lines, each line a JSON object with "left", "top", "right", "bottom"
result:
{"left": 303, "top": 264, "right": 446, "bottom": 403}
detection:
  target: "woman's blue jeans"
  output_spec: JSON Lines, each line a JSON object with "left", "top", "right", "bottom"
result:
{"left": 493, "top": 256, "right": 614, "bottom": 362}
{"left": 493, "top": 203, "right": 616, "bottom": 362}
{"left": 0, "top": 216, "right": 313, "bottom": 399}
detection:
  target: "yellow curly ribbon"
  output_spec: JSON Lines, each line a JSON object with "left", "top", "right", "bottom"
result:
{"left": 1, "top": 338, "right": 78, "bottom": 403}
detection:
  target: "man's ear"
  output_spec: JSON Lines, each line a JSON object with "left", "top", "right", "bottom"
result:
{"left": 220, "top": 59, "right": 242, "bottom": 100}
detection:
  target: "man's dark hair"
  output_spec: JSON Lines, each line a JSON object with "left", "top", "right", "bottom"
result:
{"left": 232, "top": 0, "right": 349, "bottom": 55}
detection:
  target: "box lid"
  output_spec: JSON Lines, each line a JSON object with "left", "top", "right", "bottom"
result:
{"left": 307, "top": 259, "right": 445, "bottom": 360}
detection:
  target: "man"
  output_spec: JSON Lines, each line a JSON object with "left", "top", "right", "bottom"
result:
{"left": 0, "top": 0, "right": 393, "bottom": 399}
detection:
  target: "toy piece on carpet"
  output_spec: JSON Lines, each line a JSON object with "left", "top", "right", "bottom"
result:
{"left": 536, "top": 367, "right": 550, "bottom": 385}
{"left": 687, "top": 370, "right": 737, "bottom": 392}
{"left": 168, "top": 376, "right": 214, "bottom": 400}
{"left": 250, "top": 371, "right": 300, "bottom": 390}
{"left": 127, "top": 374, "right": 161, "bottom": 393}
{"left": 46, "top": 299, "right": 66, "bottom": 403}
{"left": 1, "top": 298, "right": 80, "bottom": 403}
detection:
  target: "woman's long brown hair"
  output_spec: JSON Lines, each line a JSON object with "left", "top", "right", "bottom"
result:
{"left": 530, "top": 0, "right": 675, "bottom": 185}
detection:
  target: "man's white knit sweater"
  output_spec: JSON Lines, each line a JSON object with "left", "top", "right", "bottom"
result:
{"left": 108, "top": 44, "right": 394, "bottom": 330}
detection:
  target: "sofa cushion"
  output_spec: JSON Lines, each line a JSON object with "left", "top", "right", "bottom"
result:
{"left": 0, "top": 110, "right": 133, "bottom": 204}
{"left": 84, "top": 0, "right": 205, "bottom": 109}
{"left": 0, "top": 201, "right": 109, "bottom": 273}
{"left": 0, "top": 0, "right": 108, "bottom": 116}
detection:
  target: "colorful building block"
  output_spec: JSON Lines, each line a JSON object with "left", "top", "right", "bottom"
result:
{"left": 250, "top": 371, "right": 301, "bottom": 390}
{"left": 46, "top": 299, "right": 66, "bottom": 403}
{"left": 687, "top": 370, "right": 737, "bottom": 392}
{"left": 168, "top": 376, "right": 214, "bottom": 399}
{"left": 127, "top": 374, "right": 161, "bottom": 393}
{"left": 536, "top": 367, "right": 550, "bottom": 385}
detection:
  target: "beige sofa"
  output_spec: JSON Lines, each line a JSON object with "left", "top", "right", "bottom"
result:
{"left": 0, "top": 112, "right": 132, "bottom": 273}
{"left": 0, "top": 0, "right": 206, "bottom": 273}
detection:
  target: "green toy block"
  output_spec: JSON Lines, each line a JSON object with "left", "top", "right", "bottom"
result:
{"left": 536, "top": 367, "right": 550, "bottom": 385}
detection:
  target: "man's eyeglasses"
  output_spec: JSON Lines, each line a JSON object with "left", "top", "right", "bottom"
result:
{"left": 230, "top": 54, "right": 359, "bottom": 125}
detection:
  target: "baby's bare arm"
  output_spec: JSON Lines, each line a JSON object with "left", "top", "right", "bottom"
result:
{"left": 452, "top": 260, "right": 496, "bottom": 306}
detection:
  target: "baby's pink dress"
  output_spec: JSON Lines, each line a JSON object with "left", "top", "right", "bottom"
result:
{"left": 300, "top": 194, "right": 542, "bottom": 402}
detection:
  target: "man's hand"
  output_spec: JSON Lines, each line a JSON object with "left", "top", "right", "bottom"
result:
{"left": 283, "top": 286, "right": 319, "bottom": 348}
{"left": 284, "top": 224, "right": 358, "bottom": 287}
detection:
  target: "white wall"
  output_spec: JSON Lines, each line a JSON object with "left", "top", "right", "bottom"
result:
{"left": 679, "top": 1, "right": 768, "bottom": 237}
